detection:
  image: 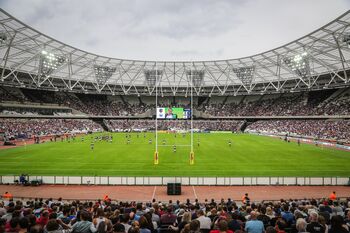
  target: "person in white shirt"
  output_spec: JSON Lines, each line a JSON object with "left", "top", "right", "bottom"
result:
{"left": 196, "top": 210, "right": 212, "bottom": 230}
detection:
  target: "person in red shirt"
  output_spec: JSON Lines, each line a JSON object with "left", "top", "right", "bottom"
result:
{"left": 242, "top": 193, "right": 250, "bottom": 205}
{"left": 36, "top": 210, "right": 49, "bottom": 228}
{"left": 103, "top": 194, "right": 109, "bottom": 201}
{"left": 160, "top": 207, "right": 177, "bottom": 225}
{"left": 2, "top": 192, "right": 13, "bottom": 200}
{"left": 329, "top": 191, "right": 336, "bottom": 201}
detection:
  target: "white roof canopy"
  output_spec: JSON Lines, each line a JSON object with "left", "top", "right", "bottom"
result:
{"left": 0, "top": 9, "right": 350, "bottom": 96}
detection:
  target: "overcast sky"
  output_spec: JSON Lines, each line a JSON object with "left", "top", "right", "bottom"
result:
{"left": 1, "top": 0, "right": 349, "bottom": 61}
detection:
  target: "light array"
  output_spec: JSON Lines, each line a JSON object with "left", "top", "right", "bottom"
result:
{"left": 343, "top": 33, "right": 350, "bottom": 48}
{"left": 0, "top": 32, "right": 7, "bottom": 43}
{"left": 94, "top": 65, "right": 116, "bottom": 85}
{"left": 233, "top": 66, "right": 255, "bottom": 86}
{"left": 284, "top": 52, "right": 308, "bottom": 71}
{"left": 144, "top": 70, "right": 163, "bottom": 87}
{"left": 40, "top": 50, "right": 65, "bottom": 75}
{"left": 186, "top": 70, "right": 205, "bottom": 87}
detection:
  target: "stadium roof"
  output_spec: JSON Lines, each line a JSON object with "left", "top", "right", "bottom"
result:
{"left": 0, "top": 8, "right": 350, "bottom": 96}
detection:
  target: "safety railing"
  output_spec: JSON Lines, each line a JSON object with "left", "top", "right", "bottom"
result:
{"left": 0, "top": 176, "right": 349, "bottom": 186}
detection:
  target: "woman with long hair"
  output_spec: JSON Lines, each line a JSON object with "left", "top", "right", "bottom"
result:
{"left": 170, "top": 212, "right": 192, "bottom": 233}
{"left": 93, "top": 208, "right": 112, "bottom": 233}
{"left": 329, "top": 215, "right": 349, "bottom": 233}
{"left": 139, "top": 216, "right": 151, "bottom": 233}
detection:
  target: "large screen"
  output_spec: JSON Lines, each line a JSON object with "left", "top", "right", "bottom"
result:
{"left": 157, "top": 107, "right": 191, "bottom": 119}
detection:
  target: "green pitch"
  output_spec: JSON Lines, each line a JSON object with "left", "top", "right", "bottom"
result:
{"left": 0, "top": 133, "right": 349, "bottom": 177}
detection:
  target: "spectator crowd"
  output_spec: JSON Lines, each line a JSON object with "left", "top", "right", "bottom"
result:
{"left": 0, "top": 119, "right": 103, "bottom": 139}
{"left": 1, "top": 86, "right": 350, "bottom": 143}
{"left": 1, "top": 87, "right": 350, "bottom": 117}
{"left": 1, "top": 118, "right": 349, "bottom": 143}
{"left": 105, "top": 120, "right": 243, "bottom": 132}
{"left": 203, "top": 93, "right": 350, "bottom": 117}
{"left": 0, "top": 195, "right": 349, "bottom": 233}
{"left": 246, "top": 120, "right": 350, "bottom": 143}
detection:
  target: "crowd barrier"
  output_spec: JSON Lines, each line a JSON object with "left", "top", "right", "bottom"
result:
{"left": 0, "top": 176, "right": 349, "bottom": 186}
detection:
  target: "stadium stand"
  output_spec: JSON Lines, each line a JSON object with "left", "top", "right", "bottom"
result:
{"left": 203, "top": 89, "right": 350, "bottom": 117}
{"left": 1, "top": 87, "right": 350, "bottom": 117}
{"left": 0, "top": 119, "right": 103, "bottom": 139}
{"left": 0, "top": 196, "right": 349, "bottom": 233}
{"left": 246, "top": 120, "right": 350, "bottom": 143}
{"left": 105, "top": 120, "right": 244, "bottom": 132}
{"left": 1, "top": 87, "right": 350, "bottom": 144}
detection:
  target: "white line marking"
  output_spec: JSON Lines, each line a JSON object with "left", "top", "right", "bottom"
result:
{"left": 158, "top": 145, "right": 191, "bottom": 147}
{"left": 151, "top": 186, "right": 157, "bottom": 201}
{"left": 192, "top": 186, "right": 198, "bottom": 199}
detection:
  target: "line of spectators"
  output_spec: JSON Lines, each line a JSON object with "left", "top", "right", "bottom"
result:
{"left": 245, "top": 120, "right": 350, "bottom": 143}
{"left": 105, "top": 120, "right": 243, "bottom": 132}
{"left": 0, "top": 107, "right": 72, "bottom": 116}
{"left": 0, "top": 196, "right": 349, "bottom": 233}
{"left": 1, "top": 87, "right": 350, "bottom": 117}
{"left": 203, "top": 94, "right": 350, "bottom": 117}
{"left": 0, "top": 119, "right": 103, "bottom": 139}
{"left": 2, "top": 118, "right": 349, "bottom": 143}
{"left": 74, "top": 100, "right": 150, "bottom": 116}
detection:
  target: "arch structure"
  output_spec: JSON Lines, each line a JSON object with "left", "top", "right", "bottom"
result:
{"left": 0, "top": 9, "right": 350, "bottom": 96}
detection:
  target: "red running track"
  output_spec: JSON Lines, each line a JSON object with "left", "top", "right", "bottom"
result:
{"left": 0, "top": 185, "right": 349, "bottom": 202}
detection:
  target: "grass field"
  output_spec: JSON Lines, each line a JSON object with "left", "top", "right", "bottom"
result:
{"left": 0, "top": 132, "right": 349, "bottom": 177}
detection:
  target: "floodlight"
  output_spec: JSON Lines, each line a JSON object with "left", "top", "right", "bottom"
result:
{"left": 342, "top": 33, "right": 350, "bottom": 48}
{"left": 233, "top": 66, "right": 255, "bottom": 86}
{"left": 39, "top": 50, "right": 66, "bottom": 75}
{"left": 283, "top": 52, "right": 310, "bottom": 77}
{"left": 0, "top": 32, "right": 7, "bottom": 43}
{"left": 94, "top": 65, "right": 116, "bottom": 86}
{"left": 186, "top": 70, "right": 204, "bottom": 87}
{"left": 144, "top": 69, "right": 163, "bottom": 87}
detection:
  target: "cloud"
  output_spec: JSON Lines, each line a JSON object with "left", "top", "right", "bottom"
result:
{"left": 1, "top": 0, "right": 349, "bottom": 61}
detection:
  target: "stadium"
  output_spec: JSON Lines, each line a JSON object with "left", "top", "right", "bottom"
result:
{"left": 0, "top": 2, "right": 350, "bottom": 233}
